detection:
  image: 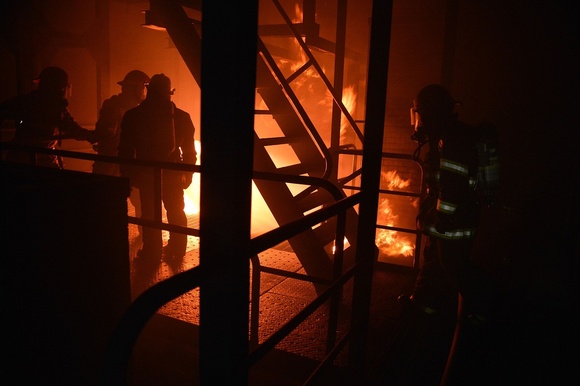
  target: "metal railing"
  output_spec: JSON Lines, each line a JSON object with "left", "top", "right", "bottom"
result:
{"left": 336, "top": 147, "right": 425, "bottom": 269}
{"left": 1, "top": 142, "right": 365, "bottom": 385}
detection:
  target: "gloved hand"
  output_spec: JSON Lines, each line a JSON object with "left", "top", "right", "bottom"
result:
{"left": 181, "top": 172, "right": 193, "bottom": 189}
{"left": 70, "top": 123, "right": 97, "bottom": 143}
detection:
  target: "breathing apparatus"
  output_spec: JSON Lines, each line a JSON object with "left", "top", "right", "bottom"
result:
{"left": 410, "top": 106, "right": 433, "bottom": 161}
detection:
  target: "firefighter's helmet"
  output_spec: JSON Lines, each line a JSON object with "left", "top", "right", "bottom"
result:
{"left": 146, "top": 73, "right": 175, "bottom": 96}
{"left": 35, "top": 66, "right": 69, "bottom": 92}
{"left": 414, "top": 84, "right": 456, "bottom": 118}
{"left": 411, "top": 84, "right": 458, "bottom": 144}
{"left": 117, "top": 70, "right": 150, "bottom": 87}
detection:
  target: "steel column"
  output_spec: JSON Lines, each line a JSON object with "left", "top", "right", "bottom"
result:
{"left": 330, "top": 0, "right": 348, "bottom": 183}
{"left": 198, "top": 1, "right": 259, "bottom": 385}
{"left": 349, "top": 0, "right": 393, "bottom": 379}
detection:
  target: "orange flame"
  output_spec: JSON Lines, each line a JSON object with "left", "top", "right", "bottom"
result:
{"left": 183, "top": 140, "right": 201, "bottom": 215}
{"left": 292, "top": 3, "right": 302, "bottom": 23}
{"left": 382, "top": 170, "right": 411, "bottom": 190}
{"left": 341, "top": 85, "right": 357, "bottom": 141}
{"left": 375, "top": 171, "right": 415, "bottom": 258}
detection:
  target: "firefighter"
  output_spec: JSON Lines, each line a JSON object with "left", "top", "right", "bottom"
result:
{"left": 0, "top": 66, "right": 94, "bottom": 168}
{"left": 400, "top": 84, "right": 500, "bottom": 385}
{"left": 118, "top": 73, "right": 196, "bottom": 263}
{"left": 400, "top": 83, "right": 496, "bottom": 319}
{"left": 91, "top": 70, "right": 150, "bottom": 231}
{"left": 91, "top": 69, "right": 150, "bottom": 175}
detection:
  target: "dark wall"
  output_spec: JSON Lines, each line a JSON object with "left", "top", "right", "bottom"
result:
{"left": 452, "top": 0, "right": 578, "bottom": 205}
{"left": 451, "top": 0, "right": 579, "bottom": 316}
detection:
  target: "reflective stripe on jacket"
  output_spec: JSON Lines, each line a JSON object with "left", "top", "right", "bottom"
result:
{"left": 420, "top": 120, "right": 480, "bottom": 240}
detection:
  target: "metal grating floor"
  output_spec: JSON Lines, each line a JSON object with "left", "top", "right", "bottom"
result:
{"left": 127, "top": 216, "right": 353, "bottom": 363}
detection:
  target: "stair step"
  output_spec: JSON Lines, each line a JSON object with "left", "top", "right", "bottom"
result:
{"left": 258, "top": 136, "right": 292, "bottom": 146}
{"left": 312, "top": 220, "right": 339, "bottom": 248}
{"left": 295, "top": 189, "right": 335, "bottom": 213}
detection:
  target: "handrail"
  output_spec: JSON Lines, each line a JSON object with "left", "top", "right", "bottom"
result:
{"left": 248, "top": 260, "right": 361, "bottom": 366}
{"left": 250, "top": 192, "right": 359, "bottom": 254}
{"left": 101, "top": 264, "right": 208, "bottom": 385}
{"left": 333, "top": 147, "right": 426, "bottom": 269}
{"left": 0, "top": 141, "right": 200, "bottom": 173}
{"left": 0, "top": 141, "right": 200, "bottom": 234}
{"left": 2, "top": 143, "right": 362, "bottom": 384}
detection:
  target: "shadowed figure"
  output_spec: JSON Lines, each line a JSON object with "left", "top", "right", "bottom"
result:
{"left": 0, "top": 66, "right": 95, "bottom": 168}
{"left": 91, "top": 69, "right": 151, "bottom": 237}
{"left": 118, "top": 73, "right": 196, "bottom": 267}
{"left": 399, "top": 84, "right": 501, "bottom": 386}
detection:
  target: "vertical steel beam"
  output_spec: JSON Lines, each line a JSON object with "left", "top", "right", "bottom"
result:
{"left": 198, "top": 1, "right": 259, "bottom": 384}
{"left": 349, "top": 0, "right": 393, "bottom": 379}
{"left": 150, "top": 0, "right": 202, "bottom": 86}
{"left": 303, "top": 0, "right": 316, "bottom": 28}
{"left": 330, "top": 0, "right": 348, "bottom": 182}
{"left": 94, "top": 0, "right": 110, "bottom": 114}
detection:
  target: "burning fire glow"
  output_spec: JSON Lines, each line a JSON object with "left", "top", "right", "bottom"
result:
{"left": 341, "top": 85, "right": 356, "bottom": 141}
{"left": 182, "top": 140, "right": 278, "bottom": 236}
{"left": 178, "top": 2, "right": 415, "bottom": 261}
{"left": 183, "top": 140, "right": 201, "bottom": 215}
{"left": 375, "top": 171, "right": 415, "bottom": 258}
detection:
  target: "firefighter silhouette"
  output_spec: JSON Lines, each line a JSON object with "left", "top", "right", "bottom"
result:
{"left": 403, "top": 84, "right": 494, "bottom": 313}
{"left": 400, "top": 84, "right": 501, "bottom": 384}
{"left": 92, "top": 69, "right": 150, "bottom": 175}
{"left": 118, "top": 73, "right": 197, "bottom": 263}
{"left": 91, "top": 70, "right": 150, "bottom": 232}
{"left": 0, "top": 66, "right": 94, "bottom": 168}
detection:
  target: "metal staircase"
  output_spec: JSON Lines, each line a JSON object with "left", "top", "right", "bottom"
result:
{"left": 253, "top": 39, "right": 362, "bottom": 284}
{"left": 149, "top": 0, "right": 365, "bottom": 285}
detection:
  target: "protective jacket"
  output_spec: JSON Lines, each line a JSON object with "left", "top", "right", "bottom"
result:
{"left": 418, "top": 119, "right": 480, "bottom": 240}
{"left": 117, "top": 96, "right": 196, "bottom": 259}
{"left": 93, "top": 94, "right": 133, "bottom": 156}
{"left": 118, "top": 98, "right": 196, "bottom": 185}
{"left": 0, "top": 90, "right": 92, "bottom": 167}
{"left": 91, "top": 93, "right": 139, "bottom": 176}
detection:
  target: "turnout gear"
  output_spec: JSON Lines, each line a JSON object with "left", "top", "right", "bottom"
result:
{"left": 406, "top": 84, "right": 498, "bottom": 315}
{"left": 118, "top": 73, "right": 196, "bottom": 261}
{"left": 0, "top": 66, "right": 94, "bottom": 168}
{"left": 92, "top": 70, "right": 150, "bottom": 175}
{"left": 412, "top": 86, "right": 480, "bottom": 241}
{"left": 474, "top": 122, "right": 500, "bottom": 207}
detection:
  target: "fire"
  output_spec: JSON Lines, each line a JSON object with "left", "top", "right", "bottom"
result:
{"left": 257, "top": 7, "right": 415, "bottom": 261}
{"left": 183, "top": 140, "right": 201, "bottom": 215}
{"left": 375, "top": 171, "right": 415, "bottom": 258}
{"left": 292, "top": 3, "right": 302, "bottom": 24}
{"left": 181, "top": 139, "right": 278, "bottom": 235}
{"left": 382, "top": 170, "right": 410, "bottom": 190}
{"left": 341, "top": 85, "right": 356, "bottom": 141}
